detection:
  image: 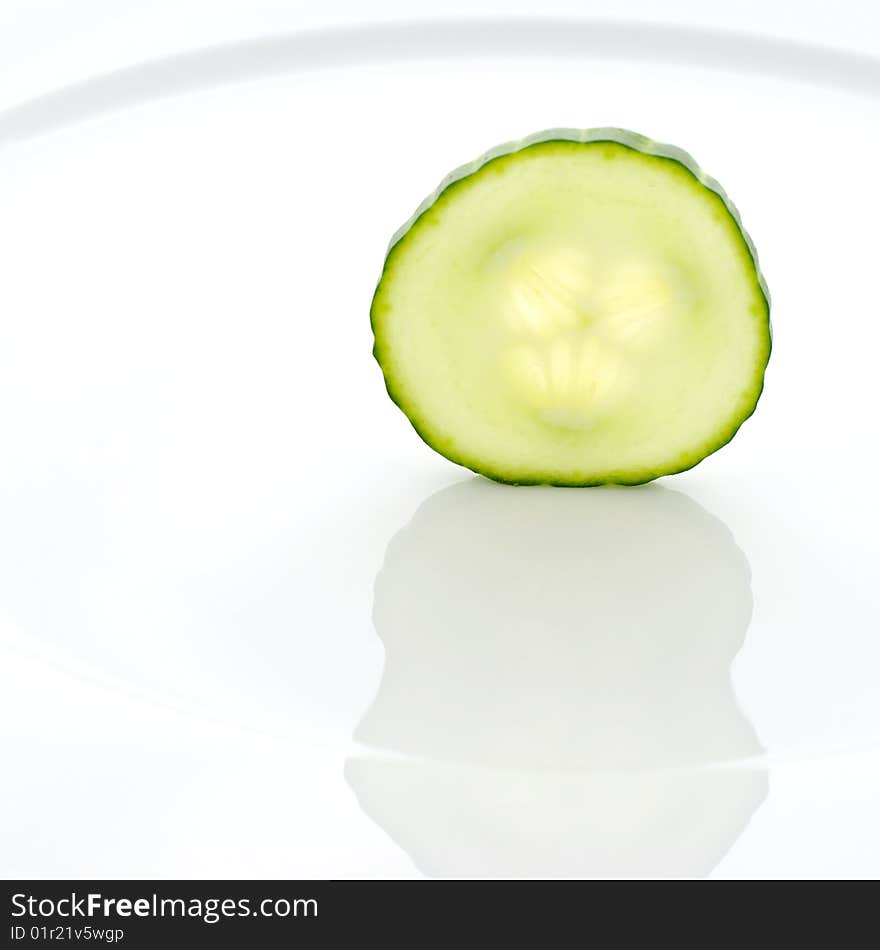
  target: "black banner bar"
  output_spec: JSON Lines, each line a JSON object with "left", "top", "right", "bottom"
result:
{"left": 2, "top": 879, "right": 649, "bottom": 947}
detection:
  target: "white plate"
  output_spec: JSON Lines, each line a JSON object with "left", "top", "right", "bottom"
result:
{"left": 1, "top": 2, "right": 879, "bottom": 878}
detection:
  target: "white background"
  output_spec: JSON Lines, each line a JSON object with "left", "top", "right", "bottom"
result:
{"left": 1, "top": 0, "right": 879, "bottom": 878}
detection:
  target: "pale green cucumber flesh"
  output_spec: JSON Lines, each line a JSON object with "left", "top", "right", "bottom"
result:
{"left": 371, "top": 129, "right": 771, "bottom": 486}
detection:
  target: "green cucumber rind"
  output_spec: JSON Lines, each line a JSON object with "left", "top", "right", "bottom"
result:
{"left": 371, "top": 128, "right": 772, "bottom": 486}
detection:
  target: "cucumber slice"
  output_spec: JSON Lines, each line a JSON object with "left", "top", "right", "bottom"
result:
{"left": 371, "top": 129, "right": 771, "bottom": 485}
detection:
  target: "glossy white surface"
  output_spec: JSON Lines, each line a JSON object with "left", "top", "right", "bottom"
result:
{"left": 1, "top": 2, "right": 879, "bottom": 878}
